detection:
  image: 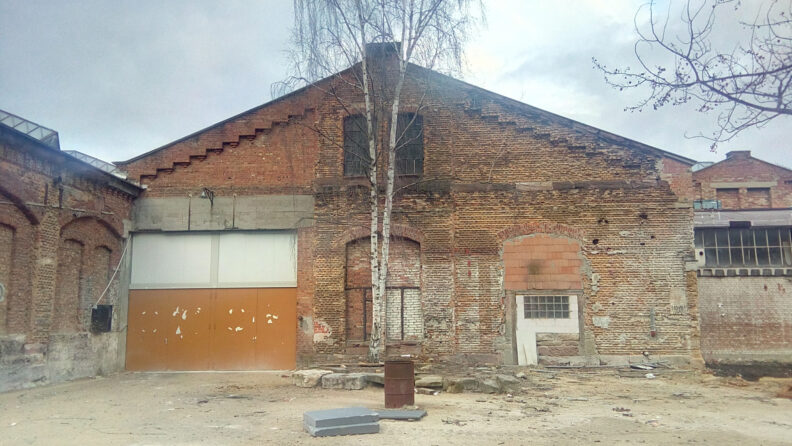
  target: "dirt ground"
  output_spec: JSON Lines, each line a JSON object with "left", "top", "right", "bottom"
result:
{"left": 1, "top": 369, "right": 791, "bottom": 446}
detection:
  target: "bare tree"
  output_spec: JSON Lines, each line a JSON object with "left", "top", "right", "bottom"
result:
{"left": 283, "top": 0, "right": 480, "bottom": 362}
{"left": 593, "top": 0, "right": 792, "bottom": 150}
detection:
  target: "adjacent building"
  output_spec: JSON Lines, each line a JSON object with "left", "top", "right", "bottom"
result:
{"left": 691, "top": 150, "right": 792, "bottom": 374}
{"left": 0, "top": 110, "right": 140, "bottom": 391}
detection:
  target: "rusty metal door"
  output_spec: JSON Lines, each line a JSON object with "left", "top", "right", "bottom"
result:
{"left": 126, "top": 288, "right": 295, "bottom": 371}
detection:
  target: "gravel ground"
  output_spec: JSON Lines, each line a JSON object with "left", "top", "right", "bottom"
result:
{"left": 0, "top": 369, "right": 790, "bottom": 445}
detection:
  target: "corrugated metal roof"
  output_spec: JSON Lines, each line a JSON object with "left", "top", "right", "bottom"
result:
{"left": 694, "top": 209, "right": 792, "bottom": 227}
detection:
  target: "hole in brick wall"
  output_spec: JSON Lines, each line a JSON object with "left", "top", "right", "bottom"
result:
{"left": 650, "top": 235, "right": 656, "bottom": 239}
{"left": 592, "top": 239, "right": 599, "bottom": 245}
{"left": 639, "top": 212, "right": 648, "bottom": 219}
{"left": 597, "top": 218, "right": 609, "bottom": 225}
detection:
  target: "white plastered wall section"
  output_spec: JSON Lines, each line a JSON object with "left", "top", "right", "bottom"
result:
{"left": 130, "top": 232, "right": 297, "bottom": 289}
{"left": 515, "top": 294, "right": 579, "bottom": 365}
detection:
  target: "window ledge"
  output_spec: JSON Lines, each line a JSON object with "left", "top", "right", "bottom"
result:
{"left": 698, "top": 267, "right": 792, "bottom": 277}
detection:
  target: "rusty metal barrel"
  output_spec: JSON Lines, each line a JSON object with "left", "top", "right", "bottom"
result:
{"left": 384, "top": 359, "right": 414, "bottom": 408}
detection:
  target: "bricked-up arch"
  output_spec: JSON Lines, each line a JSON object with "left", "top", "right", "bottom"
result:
{"left": 503, "top": 234, "right": 584, "bottom": 291}
{"left": 345, "top": 236, "right": 423, "bottom": 344}
{"left": 0, "top": 223, "right": 14, "bottom": 334}
{"left": 0, "top": 181, "right": 39, "bottom": 225}
{"left": 334, "top": 223, "right": 425, "bottom": 249}
{"left": 53, "top": 239, "right": 84, "bottom": 333}
{"left": 0, "top": 191, "right": 35, "bottom": 335}
{"left": 55, "top": 217, "right": 123, "bottom": 332}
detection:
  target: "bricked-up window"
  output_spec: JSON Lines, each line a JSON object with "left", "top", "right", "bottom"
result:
{"left": 695, "top": 227, "right": 792, "bottom": 267}
{"left": 395, "top": 113, "right": 423, "bottom": 175}
{"left": 716, "top": 188, "right": 740, "bottom": 209}
{"left": 524, "top": 295, "right": 570, "bottom": 319}
{"left": 343, "top": 115, "right": 372, "bottom": 176}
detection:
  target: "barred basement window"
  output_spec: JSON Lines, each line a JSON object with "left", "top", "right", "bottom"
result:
{"left": 395, "top": 113, "right": 423, "bottom": 175}
{"left": 695, "top": 227, "right": 792, "bottom": 267}
{"left": 523, "top": 295, "right": 570, "bottom": 319}
{"left": 343, "top": 115, "right": 372, "bottom": 177}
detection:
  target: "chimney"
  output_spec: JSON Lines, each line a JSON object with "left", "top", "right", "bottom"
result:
{"left": 365, "top": 42, "right": 401, "bottom": 60}
{"left": 725, "top": 150, "right": 751, "bottom": 159}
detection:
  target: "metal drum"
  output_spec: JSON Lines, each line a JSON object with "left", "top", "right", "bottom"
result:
{"left": 384, "top": 359, "right": 415, "bottom": 408}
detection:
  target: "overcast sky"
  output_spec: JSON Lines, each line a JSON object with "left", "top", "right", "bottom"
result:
{"left": 0, "top": 0, "right": 788, "bottom": 167}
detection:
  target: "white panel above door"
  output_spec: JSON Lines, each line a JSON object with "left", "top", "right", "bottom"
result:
{"left": 131, "top": 233, "right": 213, "bottom": 289}
{"left": 217, "top": 232, "right": 297, "bottom": 287}
{"left": 130, "top": 231, "right": 297, "bottom": 289}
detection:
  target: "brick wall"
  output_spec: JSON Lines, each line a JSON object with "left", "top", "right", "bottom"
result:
{"left": 661, "top": 157, "right": 695, "bottom": 201}
{"left": 503, "top": 234, "right": 582, "bottom": 291}
{"left": 699, "top": 277, "right": 792, "bottom": 363}
{"left": 0, "top": 126, "right": 137, "bottom": 391}
{"left": 119, "top": 65, "right": 698, "bottom": 365}
{"left": 344, "top": 237, "right": 422, "bottom": 343}
{"left": 693, "top": 151, "right": 792, "bottom": 209}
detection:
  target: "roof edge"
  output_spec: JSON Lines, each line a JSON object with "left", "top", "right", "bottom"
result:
{"left": 117, "top": 61, "right": 698, "bottom": 167}
{"left": 692, "top": 153, "right": 792, "bottom": 175}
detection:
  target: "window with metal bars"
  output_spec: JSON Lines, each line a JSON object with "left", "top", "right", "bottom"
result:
{"left": 523, "top": 295, "right": 570, "bottom": 319}
{"left": 343, "top": 115, "right": 372, "bottom": 177}
{"left": 395, "top": 113, "right": 423, "bottom": 175}
{"left": 695, "top": 227, "right": 792, "bottom": 267}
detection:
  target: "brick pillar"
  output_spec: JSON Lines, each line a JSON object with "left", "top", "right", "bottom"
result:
{"left": 29, "top": 209, "right": 59, "bottom": 345}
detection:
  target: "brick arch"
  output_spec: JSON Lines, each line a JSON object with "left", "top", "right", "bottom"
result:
{"left": 60, "top": 215, "right": 122, "bottom": 240}
{"left": 0, "top": 185, "right": 38, "bottom": 225}
{"left": 334, "top": 223, "right": 425, "bottom": 248}
{"left": 497, "top": 221, "right": 586, "bottom": 244}
{"left": 0, "top": 191, "right": 36, "bottom": 335}
{"left": 56, "top": 216, "right": 125, "bottom": 332}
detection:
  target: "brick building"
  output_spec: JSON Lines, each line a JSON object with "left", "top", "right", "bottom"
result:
{"left": 691, "top": 150, "right": 792, "bottom": 374}
{"left": 112, "top": 60, "right": 702, "bottom": 371}
{"left": 0, "top": 110, "right": 140, "bottom": 391}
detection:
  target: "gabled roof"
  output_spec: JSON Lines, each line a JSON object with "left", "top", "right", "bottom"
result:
{"left": 117, "top": 61, "right": 697, "bottom": 166}
{"left": 692, "top": 151, "right": 792, "bottom": 175}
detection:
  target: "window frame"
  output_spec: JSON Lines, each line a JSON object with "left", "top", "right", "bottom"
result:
{"left": 523, "top": 295, "right": 571, "bottom": 319}
{"left": 695, "top": 227, "right": 792, "bottom": 268}
{"left": 343, "top": 115, "right": 373, "bottom": 177}
{"left": 394, "top": 113, "right": 424, "bottom": 176}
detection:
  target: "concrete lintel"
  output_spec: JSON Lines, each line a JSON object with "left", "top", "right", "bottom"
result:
{"left": 708, "top": 181, "right": 777, "bottom": 189}
{"left": 132, "top": 195, "right": 314, "bottom": 231}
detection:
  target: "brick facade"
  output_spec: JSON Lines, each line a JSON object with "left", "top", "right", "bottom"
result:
{"left": 117, "top": 64, "right": 700, "bottom": 366}
{"left": 0, "top": 122, "right": 138, "bottom": 391}
{"left": 691, "top": 150, "right": 792, "bottom": 372}
{"left": 693, "top": 150, "right": 792, "bottom": 210}
{"left": 699, "top": 277, "right": 792, "bottom": 362}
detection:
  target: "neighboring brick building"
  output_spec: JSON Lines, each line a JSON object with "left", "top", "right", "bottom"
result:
{"left": 690, "top": 150, "right": 792, "bottom": 375}
{"left": 114, "top": 59, "right": 702, "bottom": 371}
{"left": 0, "top": 110, "right": 140, "bottom": 392}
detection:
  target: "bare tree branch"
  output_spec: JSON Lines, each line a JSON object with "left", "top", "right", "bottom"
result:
{"left": 593, "top": 0, "right": 792, "bottom": 151}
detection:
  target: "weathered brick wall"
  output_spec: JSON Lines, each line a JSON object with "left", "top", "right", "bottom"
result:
{"left": 661, "top": 157, "right": 695, "bottom": 202}
{"left": 119, "top": 65, "right": 699, "bottom": 365}
{"left": 344, "top": 237, "right": 422, "bottom": 343}
{"left": 693, "top": 151, "right": 792, "bottom": 209}
{"left": 699, "top": 277, "right": 792, "bottom": 363}
{"left": 716, "top": 188, "right": 740, "bottom": 209}
{"left": 0, "top": 126, "right": 136, "bottom": 390}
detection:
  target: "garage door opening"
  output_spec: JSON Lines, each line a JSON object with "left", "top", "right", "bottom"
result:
{"left": 125, "top": 232, "right": 297, "bottom": 371}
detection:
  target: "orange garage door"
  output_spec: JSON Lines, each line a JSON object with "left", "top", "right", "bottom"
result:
{"left": 126, "top": 287, "right": 296, "bottom": 371}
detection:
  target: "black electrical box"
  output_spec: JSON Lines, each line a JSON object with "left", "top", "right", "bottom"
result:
{"left": 91, "top": 305, "right": 113, "bottom": 333}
